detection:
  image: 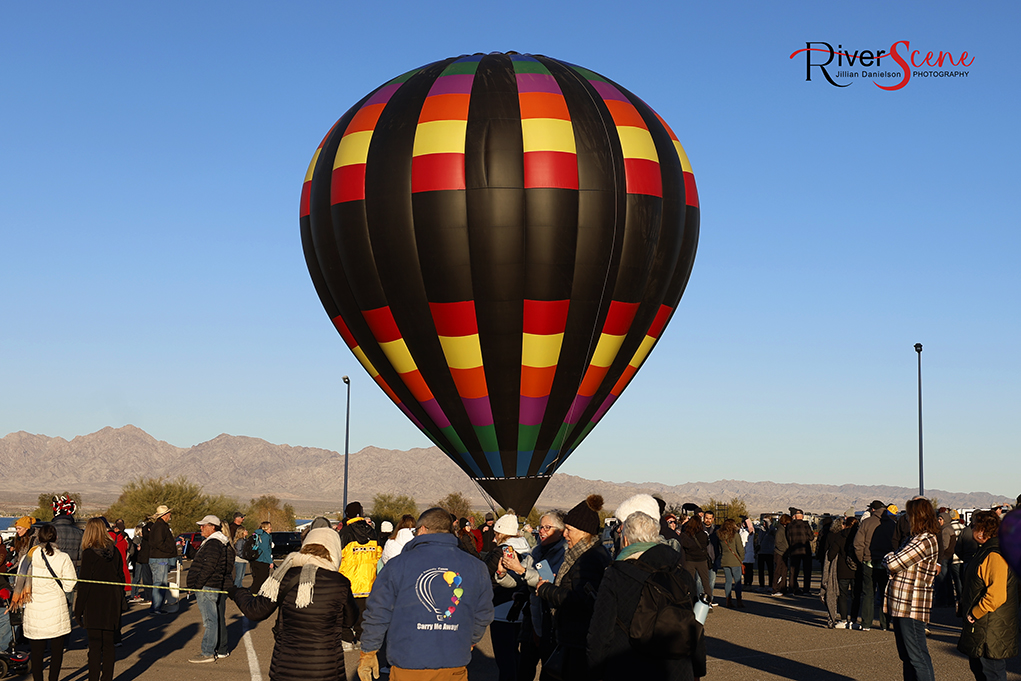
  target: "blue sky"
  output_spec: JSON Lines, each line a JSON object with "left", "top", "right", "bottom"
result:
{"left": 2, "top": 3, "right": 1017, "bottom": 499}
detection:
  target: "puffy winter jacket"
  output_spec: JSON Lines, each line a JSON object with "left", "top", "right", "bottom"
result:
{"left": 187, "top": 532, "right": 230, "bottom": 591}
{"left": 23, "top": 546, "right": 76, "bottom": 639}
{"left": 958, "top": 538, "right": 1018, "bottom": 660}
{"left": 234, "top": 566, "right": 356, "bottom": 681}
{"left": 49, "top": 515, "right": 83, "bottom": 566}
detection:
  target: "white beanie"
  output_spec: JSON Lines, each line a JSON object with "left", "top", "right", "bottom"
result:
{"left": 303, "top": 527, "right": 343, "bottom": 570}
{"left": 615, "top": 494, "right": 661, "bottom": 524}
{"left": 493, "top": 514, "right": 519, "bottom": 536}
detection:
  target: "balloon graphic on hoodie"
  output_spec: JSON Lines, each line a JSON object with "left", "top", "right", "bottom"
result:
{"left": 301, "top": 53, "right": 700, "bottom": 513}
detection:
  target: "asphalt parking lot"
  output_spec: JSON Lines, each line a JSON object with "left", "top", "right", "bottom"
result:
{"left": 23, "top": 566, "right": 1021, "bottom": 681}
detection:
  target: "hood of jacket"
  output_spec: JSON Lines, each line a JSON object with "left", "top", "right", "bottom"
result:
{"left": 201, "top": 530, "right": 229, "bottom": 546}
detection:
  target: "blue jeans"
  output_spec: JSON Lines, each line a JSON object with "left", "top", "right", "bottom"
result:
{"left": 892, "top": 617, "right": 934, "bottom": 681}
{"left": 707, "top": 568, "right": 717, "bottom": 602}
{"left": 150, "top": 558, "right": 174, "bottom": 612}
{"left": 233, "top": 562, "right": 246, "bottom": 589}
{"left": 722, "top": 566, "right": 742, "bottom": 598}
{"left": 196, "top": 588, "right": 228, "bottom": 657}
{"left": 0, "top": 610, "right": 12, "bottom": 651}
{"left": 132, "top": 562, "right": 152, "bottom": 600}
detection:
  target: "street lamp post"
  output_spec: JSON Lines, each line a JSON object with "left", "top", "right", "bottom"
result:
{"left": 342, "top": 375, "right": 351, "bottom": 512}
{"left": 914, "top": 343, "right": 923, "bottom": 497}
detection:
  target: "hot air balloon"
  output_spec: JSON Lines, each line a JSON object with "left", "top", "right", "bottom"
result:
{"left": 301, "top": 53, "right": 699, "bottom": 513}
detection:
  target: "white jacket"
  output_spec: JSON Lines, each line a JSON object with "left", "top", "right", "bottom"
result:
{"left": 380, "top": 527, "right": 415, "bottom": 565}
{"left": 23, "top": 547, "right": 76, "bottom": 640}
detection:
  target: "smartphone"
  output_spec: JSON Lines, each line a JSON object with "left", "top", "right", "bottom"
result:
{"left": 534, "top": 560, "right": 555, "bottom": 583}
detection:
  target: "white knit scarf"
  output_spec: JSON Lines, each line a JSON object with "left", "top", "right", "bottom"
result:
{"left": 257, "top": 551, "right": 335, "bottom": 608}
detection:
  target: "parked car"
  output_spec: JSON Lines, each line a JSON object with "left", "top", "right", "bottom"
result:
{"left": 270, "top": 531, "right": 301, "bottom": 559}
{"left": 176, "top": 532, "right": 203, "bottom": 559}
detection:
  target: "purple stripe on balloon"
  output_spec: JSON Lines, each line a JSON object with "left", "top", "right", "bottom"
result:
{"left": 420, "top": 399, "right": 451, "bottom": 428}
{"left": 518, "top": 395, "right": 549, "bottom": 426}
{"left": 366, "top": 82, "right": 402, "bottom": 106}
{"left": 429, "top": 74, "right": 475, "bottom": 96}
{"left": 564, "top": 395, "right": 592, "bottom": 424}
{"left": 591, "top": 394, "right": 617, "bottom": 423}
{"left": 590, "top": 80, "right": 628, "bottom": 102}
{"left": 461, "top": 396, "right": 495, "bottom": 427}
{"left": 397, "top": 402, "right": 425, "bottom": 430}
{"left": 516, "top": 73, "right": 561, "bottom": 94}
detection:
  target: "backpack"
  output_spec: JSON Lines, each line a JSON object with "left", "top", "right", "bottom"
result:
{"left": 614, "top": 559, "right": 703, "bottom": 659}
{"left": 241, "top": 534, "right": 260, "bottom": 562}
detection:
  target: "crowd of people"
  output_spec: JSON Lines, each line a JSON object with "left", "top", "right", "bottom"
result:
{"left": 0, "top": 492, "right": 1017, "bottom": 681}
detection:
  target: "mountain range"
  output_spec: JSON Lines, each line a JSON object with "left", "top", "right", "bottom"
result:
{"left": 0, "top": 425, "right": 1012, "bottom": 515}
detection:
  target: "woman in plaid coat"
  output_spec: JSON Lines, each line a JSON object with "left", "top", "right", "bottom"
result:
{"left": 883, "top": 498, "right": 940, "bottom": 681}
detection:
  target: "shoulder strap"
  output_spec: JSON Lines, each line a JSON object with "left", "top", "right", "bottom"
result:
{"left": 39, "top": 550, "right": 64, "bottom": 590}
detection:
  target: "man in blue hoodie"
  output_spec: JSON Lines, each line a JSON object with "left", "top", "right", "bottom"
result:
{"left": 357, "top": 507, "right": 494, "bottom": 680}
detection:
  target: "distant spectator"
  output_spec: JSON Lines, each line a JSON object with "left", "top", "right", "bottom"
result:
{"left": 588, "top": 511, "right": 706, "bottom": 680}
{"left": 21, "top": 523, "right": 76, "bottom": 681}
{"left": 717, "top": 519, "right": 745, "bottom": 608}
{"left": 232, "top": 527, "right": 249, "bottom": 589}
{"left": 380, "top": 515, "right": 416, "bottom": 565}
{"left": 49, "top": 495, "right": 83, "bottom": 567}
{"left": 771, "top": 514, "right": 791, "bottom": 596}
{"left": 250, "top": 521, "right": 274, "bottom": 594}
{"left": 226, "top": 512, "right": 246, "bottom": 541}
{"left": 957, "top": 510, "right": 1018, "bottom": 681}
{"left": 756, "top": 516, "right": 775, "bottom": 590}
{"left": 339, "top": 502, "right": 381, "bottom": 651}
{"left": 75, "top": 517, "right": 124, "bottom": 681}
{"left": 143, "top": 505, "right": 177, "bottom": 615}
{"left": 680, "top": 512, "right": 712, "bottom": 603}
{"left": 186, "top": 515, "right": 231, "bottom": 663}
{"left": 230, "top": 528, "right": 356, "bottom": 681}
{"left": 884, "top": 498, "right": 940, "bottom": 681}
{"left": 479, "top": 512, "right": 497, "bottom": 553}
{"left": 786, "top": 509, "right": 813, "bottom": 596}
{"left": 536, "top": 495, "right": 611, "bottom": 681}
{"left": 855, "top": 500, "right": 892, "bottom": 631}
{"left": 129, "top": 521, "right": 152, "bottom": 604}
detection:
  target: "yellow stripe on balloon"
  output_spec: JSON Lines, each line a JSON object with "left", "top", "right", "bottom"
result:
{"left": 378, "top": 338, "right": 418, "bottom": 375}
{"left": 629, "top": 335, "right": 656, "bottom": 368}
{"left": 334, "top": 130, "right": 374, "bottom": 168}
{"left": 521, "top": 333, "right": 564, "bottom": 368}
{"left": 616, "top": 126, "right": 659, "bottom": 162}
{"left": 673, "top": 140, "right": 693, "bottom": 173}
{"left": 521, "top": 119, "right": 576, "bottom": 154}
{"left": 352, "top": 346, "right": 380, "bottom": 378}
{"left": 304, "top": 148, "right": 321, "bottom": 182}
{"left": 412, "top": 120, "right": 467, "bottom": 156}
{"left": 437, "top": 335, "right": 484, "bottom": 370}
{"left": 590, "top": 333, "right": 627, "bottom": 368}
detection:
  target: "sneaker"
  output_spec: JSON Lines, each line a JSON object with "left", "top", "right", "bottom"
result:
{"left": 128, "top": 596, "right": 143, "bottom": 603}
{"left": 769, "top": 592, "right": 784, "bottom": 597}
{"left": 826, "top": 620, "right": 836, "bottom": 629}
{"left": 216, "top": 652, "right": 229, "bottom": 659}
{"left": 189, "top": 655, "right": 216, "bottom": 664}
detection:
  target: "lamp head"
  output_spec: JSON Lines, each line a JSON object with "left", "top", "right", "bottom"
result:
{"left": 914, "top": 343, "right": 922, "bottom": 354}
{"left": 342, "top": 375, "right": 350, "bottom": 384}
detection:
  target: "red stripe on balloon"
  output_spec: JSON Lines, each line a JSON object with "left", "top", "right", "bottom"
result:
{"left": 647, "top": 304, "right": 673, "bottom": 339}
{"left": 362, "top": 306, "right": 402, "bottom": 343}
{"left": 523, "top": 151, "right": 579, "bottom": 190}
{"left": 683, "top": 171, "right": 699, "bottom": 207}
{"left": 331, "top": 315, "right": 357, "bottom": 349}
{"left": 300, "top": 181, "right": 311, "bottom": 218}
{"left": 412, "top": 153, "right": 466, "bottom": 193}
{"left": 624, "top": 158, "right": 662, "bottom": 197}
{"left": 602, "top": 301, "right": 640, "bottom": 336}
{"left": 522, "top": 299, "right": 570, "bottom": 335}
{"left": 332, "top": 164, "right": 366, "bottom": 203}
{"left": 430, "top": 301, "right": 478, "bottom": 337}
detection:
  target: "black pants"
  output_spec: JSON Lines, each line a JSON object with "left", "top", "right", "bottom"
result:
{"left": 758, "top": 553, "right": 774, "bottom": 587}
{"left": 29, "top": 634, "right": 67, "bottom": 681}
{"left": 491, "top": 620, "right": 521, "bottom": 681}
{"left": 743, "top": 562, "right": 755, "bottom": 587}
{"left": 86, "top": 629, "right": 116, "bottom": 681}
{"left": 789, "top": 554, "right": 812, "bottom": 592}
{"left": 342, "top": 597, "right": 368, "bottom": 643}
{"left": 250, "top": 561, "right": 271, "bottom": 593}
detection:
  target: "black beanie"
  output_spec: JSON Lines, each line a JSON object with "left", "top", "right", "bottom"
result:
{"left": 564, "top": 494, "right": 604, "bottom": 536}
{"left": 345, "top": 501, "right": 363, "bottom": 519}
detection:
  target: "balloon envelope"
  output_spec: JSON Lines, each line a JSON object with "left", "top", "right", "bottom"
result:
{"left": 301, "top": 53, "right": 700, "bottom": 512}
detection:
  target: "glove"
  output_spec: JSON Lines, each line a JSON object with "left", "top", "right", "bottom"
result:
{"left": 357, "top": 650, "right": 379, "bottom": 681}
{"left": 224, "top": 584, "right": 239, "bottom": 599}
